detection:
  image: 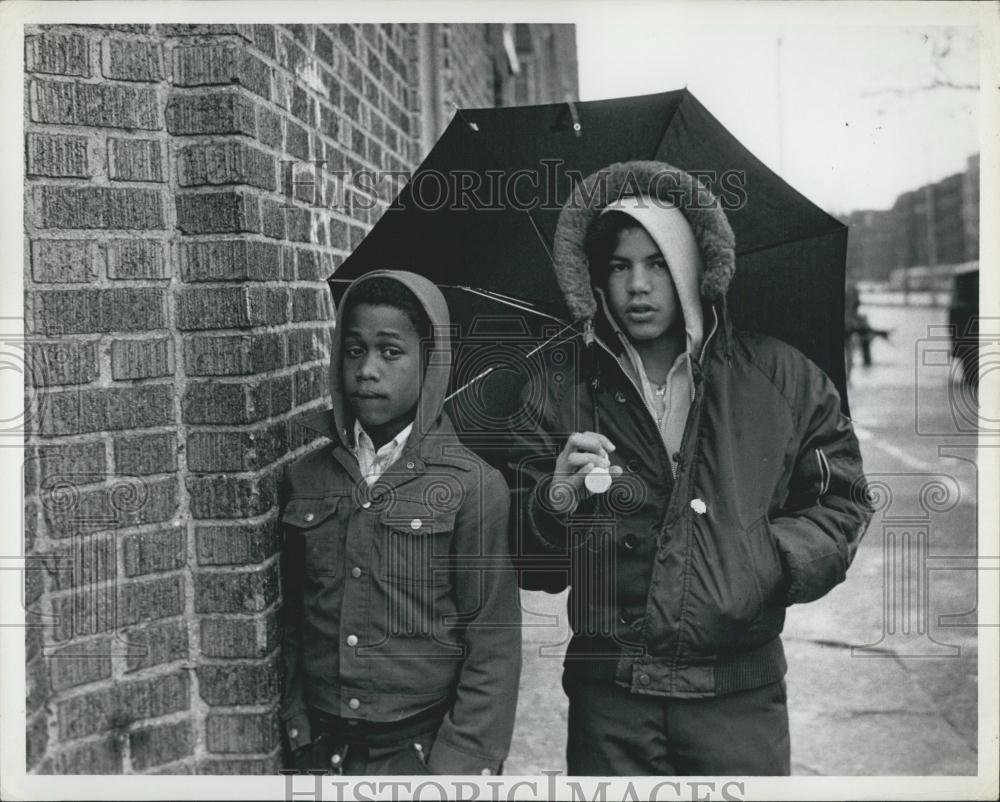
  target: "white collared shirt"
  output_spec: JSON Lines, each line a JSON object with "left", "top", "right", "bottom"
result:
{"left": 352, "top": 419, "right": 413, "bottom": 486}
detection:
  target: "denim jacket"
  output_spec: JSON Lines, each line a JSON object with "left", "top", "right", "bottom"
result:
{"left": 280, "top": 271, "right": 521, "bottom": 774}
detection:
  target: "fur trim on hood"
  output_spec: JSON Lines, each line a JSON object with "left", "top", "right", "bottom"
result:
{"left": 552, "top": 160, "right": 736, "bottom": 322}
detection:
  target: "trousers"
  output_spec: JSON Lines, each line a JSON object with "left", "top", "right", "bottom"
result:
{"left": 564, "top": 672, "right": 791, "bottom": 776}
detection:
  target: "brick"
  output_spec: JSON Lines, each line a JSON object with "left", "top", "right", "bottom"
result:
{"left": 194, "top": 562, "right": 279, "bottom": 613}
{"left": 287, "top": 327, "right": 330, "bottom": 365}
{"left": 108, "top": 138, "right": 165, "bottom": 182}
{"left": 293, "top": 364, "right": 326, "bottom": 406}
{"left": 175, "top": 286, "right": 285, "bottom": 331}
{"left": 43, "top": 475, "right": 178, "bottom": 535}
{"left": 106, "top": 239, "right": 168, "bottom": 280}
{"left": 118, "top": 574, "right": 186, "bottom": 625}
{"left": 51, "top": 586, "right": 115, "bottom": 642}
{"left": 328, "top": 218, "right": 349, "bottom": 250}
{"left": 291, "top": 287, "right": 329, "bottom": 322}
{"left": 35, "top": 288, "right": 165, "bottom": 335}
{"left": 295, "top": 248, "right": 322, "bottom": 281}
{"left": 26, "top": 710, "right": 49, "bottom": 771}
{"left": 102, "top": 37, "right": 163, "bottom": 82}
{"left": 111, "top": 337, "right": 173, "bottom": 380}
{"left": 165, "top": 91, "right": 256, "bottom": 136}
{"left": 256, "top": 105, "right": 282, "bottom": 148}
{"left": 39, "top": 384, "right": 174, "bottom": 436}
{"left": 197, "top": 756, "right": 282, "bottom": 774}
{"left": 261, "top": 198, "right": 286, "bottom": 239}
{"left": 177, "top": 141, "right": 276, "bottom": 190}
{"left": 51, "top": 735, "right": 123, "bottom": 774}
{"left": 187, "top": 423, "right": 288, "bottom": 473}
{"left": 182, "top": 375, "right": 291, "bottom": 424}
{"left": 26, "top": 340, "right": 99, "bottom": 386}
{"left": 25, "top": 32, "right": 91, "bottom": 77}
{"left": 186, "top": 473, "right": 279, "bottom": 519}
{"left": 198, "top": 659, "right": 279, "bottom": 705}
{"left": 130, "top": 720, "right": 194, "bottom": 770}
{"left": 286, "top": 119, "right": 310, "bottom": 160}
{"left": 47, "top": 533, "right": 115, "bottom": 592}
{"left": 156, "top": 24, "right": 252, "bottom": 38}
{"left": 26, "top": 132, "right": 90, "bottom": 178}
{"left": 123, "top": 528, "right": 186, "bottom": 576}
{"left": 35, "top": 186, "right": 165, "bottom": 230}
{"left": 30, "top": 239, "right": 96, "bottom": 283}
{"left": 175, "top": 191, "right": 260, "bottom": 234}
{"left": 319, "top": 104, "right": 339, "bottom": 141}
{"left": 30, "top": 79, "right": 160, "bottom": 129}
{"left": 183, "top": 332, "right": 283, "bottom": 376}
{"left": 250, "top": 25, "right": 277, "bottom": 57}
{"left": 291, "top": 85, "right": 314, "bottom": 126}
{"left": 338, "top": 24, "right": 357, "bottom": 54}
{"left": 206, "top": 711, "right": 280, "bottom": 755}
{"left": 315, "top": 30, "right": 334, "bottom": 65}
{"left": 200, "top": 609, "right": 279, "bottom": 658}
{"left": 195, "top": 520, "right": 280, "bottom": 566}
{"left": 54, "top": 673, "right": 190, "bottom": 741}
{"left": 25, "top": 440, "right": 107, "bottom": 490}
{"left": 27, "top": 652, "right": 49, "bottom": 712}
{"left": 124, "top": 619, "right": 189, "bottom": 673}
{"left": 178, "top": 239, "right": 280, "bottom": 282}
{"left": 173, "top": 44, "right": 271, "bottom": 99}
{"left": 285, "top": 208, "right": 314, "bottom": 243}
{"left": 114, "top": 432, "right": 177, "bottom": 475}
{"left": 280, "top": 245, "right": 296, "bottom": 280}
{"left": 48, "top": 636, "right": 113, "bottom": 691}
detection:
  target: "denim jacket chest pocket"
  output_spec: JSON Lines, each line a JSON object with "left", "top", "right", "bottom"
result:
{"left": 282, "top": 497, "right": 344, "bottom": 575}
{"left": 377, "top": 500, "right": 458, "bottom": 587}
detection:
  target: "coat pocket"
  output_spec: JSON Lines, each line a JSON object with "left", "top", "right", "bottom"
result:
{"left": 744, "top": 515, "right": 786, "bottom": 609}
{"left": 281, "top": 497, "right": 343, "bottom": 575}
{"left": 378, "top": 502, "right": 457, "bottom": 586}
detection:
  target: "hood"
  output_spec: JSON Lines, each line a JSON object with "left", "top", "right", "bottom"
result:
{"left": 552, "top": 160, "right": 736, "bottom": 326}
{"left": 327, "top": 270, "right": 452, "bottom": 452}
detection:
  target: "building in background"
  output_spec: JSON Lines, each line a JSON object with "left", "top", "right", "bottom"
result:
{"left": 22, "top": 22, "right": 577, "bottom": 775}
{"left": 843, "top": 153, "right": 979, "bottom": 286}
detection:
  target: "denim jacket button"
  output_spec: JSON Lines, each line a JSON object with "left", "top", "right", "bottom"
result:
{"left": 480, "top": 768, "right": 492, "bottom": 776}
{"left": 351, "top": 566, "right": 362, "bottom": 578}
{"left": 410, "top": 518, "right": 422, "bottom": 530}
{"left": 406, "top": 461, "right": 415, "bottom": 470}
{"left": 289, "top": 728, "right": 298, "bottom": 739}
{"left": 348, "top": 698, "right": 360, "bottom": 710}
{"left": 346, "top": 634, "right": 358, "bottom": 646}
{"left": 303, "top": 512, "right": 315, "bottom": 523}
{"left": 361, "top": 500, "right": 371, "bottom": 509}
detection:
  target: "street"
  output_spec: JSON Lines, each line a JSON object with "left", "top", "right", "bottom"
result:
{"left": 505, "top": 302, "right": 982, "bottom": 776}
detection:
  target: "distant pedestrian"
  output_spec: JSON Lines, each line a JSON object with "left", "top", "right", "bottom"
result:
{"left": 280, "top": 271, "right": 521, "bottom": 775}
{"left": 507, "top": 161, "right": 872, "bottom": 776}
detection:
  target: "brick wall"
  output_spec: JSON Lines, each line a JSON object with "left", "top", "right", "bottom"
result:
{"left": 23, "top": 22, "right": 576, "bottom": 774}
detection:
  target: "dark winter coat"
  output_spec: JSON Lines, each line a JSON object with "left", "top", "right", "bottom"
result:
{"left": 507, "top": 162, "right": 872, "bottom": 697}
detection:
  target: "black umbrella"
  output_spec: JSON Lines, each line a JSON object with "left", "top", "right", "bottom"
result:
{"left": 332, "top": 88, "right": 850, "bottom": 461}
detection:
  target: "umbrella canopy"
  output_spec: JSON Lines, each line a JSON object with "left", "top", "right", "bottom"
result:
{"left": 332, "top": 89, "right": 850, "bottom": 453}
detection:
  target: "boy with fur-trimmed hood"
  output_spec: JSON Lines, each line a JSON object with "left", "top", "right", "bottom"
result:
{"left": 508, "top": 161, "right": 871, "bottom": 775}
{"left": 281, "top": 271, "right": 521, "bottom": 775}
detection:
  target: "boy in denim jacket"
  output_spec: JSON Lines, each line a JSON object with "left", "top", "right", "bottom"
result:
{"left": 281, "top": 271, "right": 521, "bottom": 775}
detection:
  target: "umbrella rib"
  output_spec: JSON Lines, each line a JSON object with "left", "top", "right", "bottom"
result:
{"left": 444, "top": 319, "right": 583, "bottom": 403}
{"left": 328, "top": 278, "right": 567, "bottom": 325}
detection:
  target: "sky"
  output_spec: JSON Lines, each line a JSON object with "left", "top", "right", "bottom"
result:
{"left": 576, "top": 21, "right": 980, "bottom": 215}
